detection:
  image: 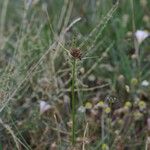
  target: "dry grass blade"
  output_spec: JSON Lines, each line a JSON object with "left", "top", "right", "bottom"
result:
{"left": 79, "top": 2, "right": 119, "bottom": 49}
{"left": 0, "top": 119, "right": 30, "bottom": 150}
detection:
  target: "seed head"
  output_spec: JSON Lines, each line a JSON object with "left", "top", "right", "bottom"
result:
{"left": 70, "top": 48, "right": 82, "bottom": 60}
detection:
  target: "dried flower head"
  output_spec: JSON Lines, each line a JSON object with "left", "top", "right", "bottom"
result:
{"left": 104, "top": 107, "right": 111, "bottom": 114}
{"left": 131, "top": 78, "right": 138, "bottom": 86}
{"left": 133, "top": 110, "right": 143, "bottom": 121}
{"left": 138, "top": 100, "right": 146, "bottom": 111}
{"left": 101, "top": 143, "right": 109, "bottom": 150}
{"left": 85, "top": 102, "right": 92, "bottom": 109}
{"left": 125, "top": 101, "right": 132, "bottom": 108}
{"left": 97, "top": 100, "right": 104, "bottom": 108}
{"left": 118, "top": 119, "right": 124, "bottom": 126}
{"left": 70, "top": 48, "right": 82, "bottom": 60}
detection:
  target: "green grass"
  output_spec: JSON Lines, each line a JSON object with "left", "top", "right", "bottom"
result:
{"left": 0, "top": 0, "right": 150, "bottom": 149}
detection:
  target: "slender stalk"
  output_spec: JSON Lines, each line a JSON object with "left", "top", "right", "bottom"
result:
{"left": 130, "top": 0, "right": 141, "bottom": 80}
{"left": 101, "top": 110, "right": 105, "bottom": 141}
{"left": 71, "top": 59, "right": 76, "bottom": 145}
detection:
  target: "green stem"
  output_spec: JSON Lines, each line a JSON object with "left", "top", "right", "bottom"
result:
{"left": 71, "top": 59, "right": 76, "bottom": 145}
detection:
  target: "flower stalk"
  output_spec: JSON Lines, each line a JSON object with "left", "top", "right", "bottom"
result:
{"left": 71, "top": 58, "right": 76, "bottom": 145}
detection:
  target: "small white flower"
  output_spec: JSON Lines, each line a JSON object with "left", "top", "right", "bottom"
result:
{"left": 135, "top": 30, "right": 149, "bottom": 45}
{"left": 40, "top": 100, "right": 51, "bottom": 114}
{"left": 88, "top": 74, "right": 96, "bottom": 81}
{"left": 141, "top": 80, "right": 149, "bottom": 87}
{"left": 78, "top": 106, "right": 85, "bottom": 113}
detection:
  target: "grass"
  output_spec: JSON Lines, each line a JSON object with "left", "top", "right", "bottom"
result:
{"left": 0, "top": 0, "right": 150, "bottom": 149}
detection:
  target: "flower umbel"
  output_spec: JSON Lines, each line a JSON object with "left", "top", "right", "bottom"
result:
{"left": 70, "top": 48, "right": 82, "bottom": 60}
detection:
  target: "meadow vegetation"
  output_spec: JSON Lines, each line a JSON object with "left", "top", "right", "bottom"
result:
{"left": 0, "top": 0, "right": 150, "bottom": 149}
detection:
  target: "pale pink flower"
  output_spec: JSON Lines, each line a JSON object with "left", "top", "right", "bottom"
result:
{"left": 40, "top": 100, "right": 51, "bottom": 114}
{"left": 135, "top": 30, "right": 149, "bottom": 45}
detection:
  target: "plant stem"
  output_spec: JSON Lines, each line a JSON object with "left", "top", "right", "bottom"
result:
{"left": 71, "top": 59, "right": 76, "bottom": 145}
